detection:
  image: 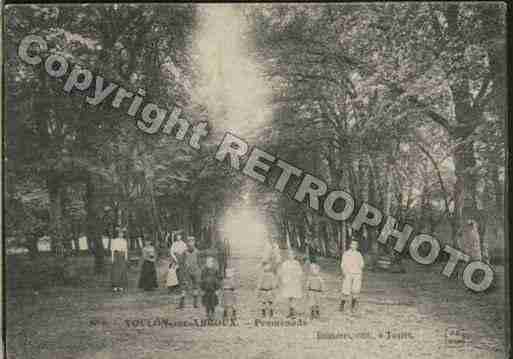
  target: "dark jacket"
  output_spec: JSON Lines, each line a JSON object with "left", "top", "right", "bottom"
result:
{"left": 200, "top": 267, "right": 221, "bottom": 292}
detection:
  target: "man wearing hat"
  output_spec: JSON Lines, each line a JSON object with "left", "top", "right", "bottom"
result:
{"left": 178, "top": 236, "right": 201, "bottom": 309}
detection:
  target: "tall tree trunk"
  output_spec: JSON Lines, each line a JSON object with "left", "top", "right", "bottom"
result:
{"left": 339, "top": 221, "right": 347, "bottom": 255}
{"left": 492, "top": 163, "right": 503, "bottom": 247}
{"left": 367, "top": 155, "right": 379, "bottom": 256}
{"left": 47, "top": 173, "right": 64, "bottom": 253}
{"left": 445, "top": 4, "right": 481, "bottom": 251}
{"left": 182, "top": 202, "right": 191, "bottom": 238}
{"left": 383, "top": 158, "right": 393, "bottom": 253}
{"left": 452, "top": 136, "right": 478, "bottom": 249}
{"left": 85, "top": 174, "right": 105, "bottom": 274}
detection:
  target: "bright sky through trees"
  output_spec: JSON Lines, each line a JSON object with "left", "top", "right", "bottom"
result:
{"left": 193, "top": 4, "right": 272, "bottom": 140}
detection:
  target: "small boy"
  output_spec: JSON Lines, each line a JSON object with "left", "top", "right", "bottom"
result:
{"left": 306, "top": 263, "right": 324, "bottom": 319}
{"left": 222, "top": 267, "right": 238, "bottom": 320}
{"left": 257, "top": 262, "right": 277, "bottom": 318}
{"left": 340, "top": 240, "right": 365, "bottom": 313}
{"left": 200, "top": 256, "right": 221, "bottom": 320}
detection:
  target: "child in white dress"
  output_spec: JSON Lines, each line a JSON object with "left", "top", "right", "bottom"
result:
{"left": 278, "top": 251, "right": 304, "bottom": 318}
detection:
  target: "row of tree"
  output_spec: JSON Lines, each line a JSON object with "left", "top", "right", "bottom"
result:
{"left": 4, "top": 4, "right": 506, "bottom": 272}
{"left": 4, "top": 5, "right": 243, "bottom": 272}
{"left": 243, "top": 3, "right": 505, "bottom": 262}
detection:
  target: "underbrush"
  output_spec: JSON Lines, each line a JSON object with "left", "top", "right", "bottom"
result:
{"left": 6, "top": 254, "right": 103, "bottom": 292}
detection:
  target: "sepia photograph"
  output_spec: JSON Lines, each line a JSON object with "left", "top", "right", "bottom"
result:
{"left": 1, "top": 3, "right": 509, "bottom": 359}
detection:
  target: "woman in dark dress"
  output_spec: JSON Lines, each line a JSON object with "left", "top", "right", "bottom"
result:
{"left": 138, "top": 239, "right": 158, "bottom": 291}
{"left": 110, "top": 229, "right": 128, "bottom": 292}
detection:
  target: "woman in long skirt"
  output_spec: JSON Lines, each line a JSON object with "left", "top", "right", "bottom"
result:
{"left": 111, "top": 229, "right": 128, "bottom": 292}
{"left": 139, "top": 239, "right": 158, "bottom": 291}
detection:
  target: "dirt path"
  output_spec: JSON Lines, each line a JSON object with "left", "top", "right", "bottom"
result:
{"left": 6, "top": 242, "right": 506, "bottom": 359}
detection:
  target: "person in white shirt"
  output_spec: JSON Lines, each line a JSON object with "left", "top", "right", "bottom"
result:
{"left": 110, "top": 229, "right": 128, "bottom": 292}
{"left": 340, "top": 240, "right": 365, "bottom": 313}
{"left": 170, "top": 233, "right": 188, "bottom": 301}
{"left": 170, "top": 232, "right": 187, "bottom": 264}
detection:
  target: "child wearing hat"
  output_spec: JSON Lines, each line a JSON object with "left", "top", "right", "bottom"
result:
{"left": 340, "top": 240, "right": 365, "bottom": 313}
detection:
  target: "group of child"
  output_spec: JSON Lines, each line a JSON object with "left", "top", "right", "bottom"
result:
{"left": 187, "top": 256, "right": 238, "bottom": 321}
{"left": 166, "top": 233, "right": 234, "bottom": 320}
{"left": 258, "top": 239, "right": 364, "bottom": 319}
{"left": 172, "top": 238, "right": 365, "bottom": 321}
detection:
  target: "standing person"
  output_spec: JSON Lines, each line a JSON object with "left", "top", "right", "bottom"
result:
{"left": 215, "top": 235, "right": 227, "bottom": 278}
{"left": 178, "top": 236, "right": 201, "bottom": 309}
{"left": 166, "top": 256, "right": 179, "bottom": 294}
{"left": 110, "top": 228, "right": 128, "bottom": 292}
{"left": 222, "top": 267, "right": 238, "bottom": 320}
{"left": 278, "top": 251, "right": 304, "bottom": 318}
{"left": 306, "top": 263, "right": 324, "bottom": 320}
{"left": 340, "top": 240, "right": 365, "bottom": 313}
{"left": 460, "top": 219, "right": 482, "bottom": 261}
{"left": 138, "top": 239, "right": 158, "bottom": 291}
{"left": 170, "top": 232, "right": 188, "bottom": 263}
{"left": 170, "top": 232, "right": 187, "bottom": 294}
{"left": 200, "top": 256, "right": 221, "bottom": 320}
{"left": 256, "top": 262, "right": 278, "bottom": 318}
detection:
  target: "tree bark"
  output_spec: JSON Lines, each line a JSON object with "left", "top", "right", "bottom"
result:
{"left": 85, "top": 174, "right": 105, "bottom": 274}
{"left": 367, "top": 155, "right": 379, "bottom": 256}
{"left": 339, "top": 221, "right": 347, "bottom": 255}
{"left": 47, "top": 173, "right": 65, "bottom": 253}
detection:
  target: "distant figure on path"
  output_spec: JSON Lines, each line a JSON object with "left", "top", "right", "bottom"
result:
{"left": 340, "top": 240, "right": 364, "bottom": 313}
{"left": 460, "top": 219, "right": 482, "bottom": 261}
{"left": 200, "top": 256, "right": 221, "bottom": 320}
{"left": 257, "top": 262, "right": 278, "bottom": 318}
{"left": 222, "top": 267, "right": 238, "bottom": 320}
{"left": 278, "top": 250, "right": 304, "bottom": 318}
{"left": 110, "top": 228, "right": 128, "bottom": 292}
{"left": 139, "top": 239, "right": 158, "bottom": 291}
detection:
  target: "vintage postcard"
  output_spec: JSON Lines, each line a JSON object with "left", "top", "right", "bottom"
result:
{"left": 2, "top": 3, "right": 509, "bottom": 359}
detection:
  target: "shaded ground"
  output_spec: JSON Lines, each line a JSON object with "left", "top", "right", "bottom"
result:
{"left": 5, "top": 245, "right": 507, "bottom": 359}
